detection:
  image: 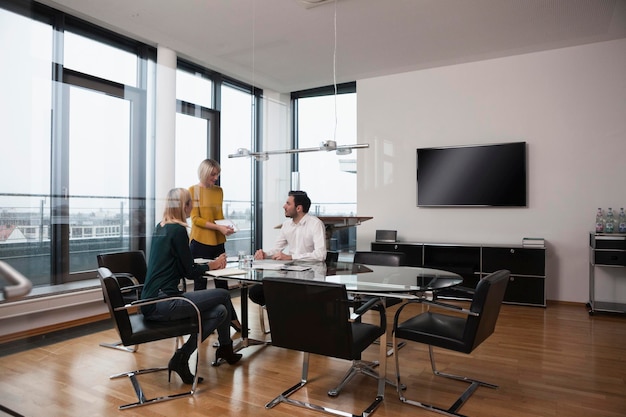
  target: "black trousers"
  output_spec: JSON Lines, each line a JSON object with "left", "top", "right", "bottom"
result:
{"left": 189, "top": 240, "right": 238, "bottom": 322}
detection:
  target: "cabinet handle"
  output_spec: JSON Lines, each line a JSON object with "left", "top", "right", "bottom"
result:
{"left": 510, "top": 248, "right": 515, "bottom": 254}
{"left": 394, "top": 244, "right": 398, "bottom": 250}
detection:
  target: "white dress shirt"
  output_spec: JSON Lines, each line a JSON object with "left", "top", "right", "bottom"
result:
{"left": 265, "top": 213, "right": 327, "bottom": 261}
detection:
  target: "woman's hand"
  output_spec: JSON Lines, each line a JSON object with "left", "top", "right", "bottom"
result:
{"left": 254, "top": 249, "right": 266, "bottom": 260}
{"left": 209, "top": 253, "right": 227, "bottom": 270}
{"left": 218, "top": 224, "right": 235, "bottom": 237}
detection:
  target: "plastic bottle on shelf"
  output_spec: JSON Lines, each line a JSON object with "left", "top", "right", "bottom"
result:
{"left": 595, "top": 208, "right": 605, "bottom": 233}
{"left": 605, "top": 207, "right": 615, "bottom": 233}
{"left": 618, "top": 208, "right": 626, "bottom": 234}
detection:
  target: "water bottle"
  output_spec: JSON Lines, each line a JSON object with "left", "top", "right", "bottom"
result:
{"left": 619, "top": 208, "right": 626, "bottom": 233}
{"left": 595, "top": 208, "right": 605, "bottom": 233}
{"left": 605, "top": 208, "right": 615, "bottom": 233}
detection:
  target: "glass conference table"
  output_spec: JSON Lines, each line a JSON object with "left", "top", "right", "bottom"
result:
{"left": 206, "top": 259, "right": 463, "bottom": 353}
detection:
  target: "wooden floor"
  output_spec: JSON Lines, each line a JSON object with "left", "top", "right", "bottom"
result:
{"left": 1, "top": 298, "right": 625, "bottom": 417}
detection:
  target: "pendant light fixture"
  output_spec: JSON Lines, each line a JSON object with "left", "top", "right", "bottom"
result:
{"left": 229, "top": 0, "right": 368, "bottom": 161}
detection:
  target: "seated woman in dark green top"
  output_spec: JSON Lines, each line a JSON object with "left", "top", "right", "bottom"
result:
{"left": 141, "top": 188, "right": 242, "bottom": 384}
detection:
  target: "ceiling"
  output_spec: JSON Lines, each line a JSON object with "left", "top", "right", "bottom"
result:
{"left": 37, "top": 0, "right": 626, "bottom": 93}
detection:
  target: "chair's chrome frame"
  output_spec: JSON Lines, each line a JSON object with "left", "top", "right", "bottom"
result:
{"left": 105, "top": 295, "right": 202, "bottom": 410}
{"left": 99, "top": 340, "right": 138, "bottom": 353}
{"left": 393, "top": 299, "right": 497, "bottom": 417}
{"left": 259, "top": 304, "right": 271, "bottom": 334}
{"left": 265, "top": 297, "right": 388, "bottom": 417}
{"left": 99, "top": 274, "right": 143, "bottom": 353}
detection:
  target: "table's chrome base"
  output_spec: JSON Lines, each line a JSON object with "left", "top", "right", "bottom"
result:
{"left": 327, "top": 360, "right": 404, "bottom": 397}
{"left": 211, "top": 336, "right": 271, "bottom": 366}
{"left": 372, "top": 339, "right": 406, "bottom": 356}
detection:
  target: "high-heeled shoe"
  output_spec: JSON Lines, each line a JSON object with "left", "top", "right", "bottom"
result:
{"left": 230, "top": 319, "right": 242, "bottom": 333}
{"left": 168, "top": 350, "right": 203, "bottom": 384}
{"left": 215, "top": 343, "right": 243, "bottom": 365}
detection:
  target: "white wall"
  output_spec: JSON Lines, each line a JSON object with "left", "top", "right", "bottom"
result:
{"left": 356, "top": 39, "right": 626, "bottom": 303}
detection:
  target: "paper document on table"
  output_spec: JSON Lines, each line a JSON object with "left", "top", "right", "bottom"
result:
{"left": 194, "top": 258, "right": 212, "bottom": 264}
{"left": 252, "top": 262, "right": 284, "bottom": 270}
{"left": 280, "top": 265, "right": 311, "bottom": 271}
{"left": 215, "top": 219, "right": 239, "bottom": 232}
{"left": 251, "top": 261, "right": 311, "bottom": 271}
{"left": 206, "top": 267, "right": 247, "bottom": 277}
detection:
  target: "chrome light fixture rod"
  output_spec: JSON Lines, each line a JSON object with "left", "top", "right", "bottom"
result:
{"left": 228, "top": 140, "right": 368, "bottom": 160}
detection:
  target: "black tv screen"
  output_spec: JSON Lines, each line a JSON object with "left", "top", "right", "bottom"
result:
{"left": 416, "top": 142, "right": 527, "bottom": 207}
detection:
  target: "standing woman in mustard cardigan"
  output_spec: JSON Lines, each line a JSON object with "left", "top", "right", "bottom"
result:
{"left": 188, "top": 159, "right": 241, "bottom": 331}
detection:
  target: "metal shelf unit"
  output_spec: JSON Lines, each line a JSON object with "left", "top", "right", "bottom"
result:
{"left": 588, "top": 233, "right": 626, "bottom": 315}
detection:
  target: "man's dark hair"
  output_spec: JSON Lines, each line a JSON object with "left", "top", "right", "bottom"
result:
{"left": 289, "top": 190, "right": 311, "bottom": 213}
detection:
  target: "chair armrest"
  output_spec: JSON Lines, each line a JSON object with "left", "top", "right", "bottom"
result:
{"left": 451, "top": 285, "right": 475, "bottom": 295}
{"left": 392, "top": 296, "right": 479, "bottom": 332}
{"left": 117, "top": 295, "right": 203, "bottom": 332}
{"left": 421, "top": 299, "right": 479, "bottom": 316}
{"left": 354, "top": 296, "right": 383, "bottom": 316}
{"left": 119, "top": 284, "right": 143, "bottom": 294}
{"left": 349, "top": 296, "right": 386, "bottom": 328}
{"left": 114, "top": 272, "right": 140, "bottom": 288}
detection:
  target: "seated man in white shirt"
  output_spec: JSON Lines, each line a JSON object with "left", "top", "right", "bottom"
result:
{"left": 249, "top": 190, "right": 327, "bottom": 305}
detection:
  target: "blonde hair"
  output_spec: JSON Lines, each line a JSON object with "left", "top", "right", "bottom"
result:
{"left": 198, "top": 159, "right": 221, "bottom": 186}
{"left": 161, "top": 188, "right": 191, "bottom": 227}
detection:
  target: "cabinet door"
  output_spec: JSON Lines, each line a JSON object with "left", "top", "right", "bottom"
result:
{"left": 423, "top": 245, "right": 481, "bottom": 291}
{"left": 503, "top": 275, "right": 545, "bottom": 306}
{"left": 482, "top": 247, "right": 545, "bottom": 276}
{"left": 371, "top": 243, "right": 423, "bottom": 266}
{"left": 423, "top": 245, "right": 480, "bottom": 277}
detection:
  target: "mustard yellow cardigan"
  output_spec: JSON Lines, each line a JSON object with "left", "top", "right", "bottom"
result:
{"left": 188, "top": 185, "right": 226, "bottom": 246}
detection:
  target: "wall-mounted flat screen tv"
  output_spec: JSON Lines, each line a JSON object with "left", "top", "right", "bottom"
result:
{"left": 416, "top": 142, "right": 527, "bottom": 207}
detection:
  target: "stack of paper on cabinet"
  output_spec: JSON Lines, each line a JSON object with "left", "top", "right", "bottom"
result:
{"left": 522, "top": 237, "right": 545, "bottom": 247}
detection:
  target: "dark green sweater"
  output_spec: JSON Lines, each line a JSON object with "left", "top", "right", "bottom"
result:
{"left": 141, "top": 223, "right": 208, "bottom": 315}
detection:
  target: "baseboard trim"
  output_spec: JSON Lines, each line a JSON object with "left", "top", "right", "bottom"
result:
{"left": 0, "top": 313, "right": 110, "bottom": 344}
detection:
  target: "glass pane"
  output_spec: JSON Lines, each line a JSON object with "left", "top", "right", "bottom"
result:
{"left": 220, "top": 85, "right": 253, "bottom": 256}
{"left": 297, "top": 93, "right": 357, "bottom": 252}
{"left": 0, "top": 8, "right": 53, "bottom": 287}
{"left": 175, "top": 113, "right": 209, "bottom": 188}
{"left": 176, "top": 70, "right": 213, "bottom": 108}
{"left": 64, "top": 31, "right": 137, "bottom": 87}
{"left": 297, "top": 93, "right": 357, "bottom": 216}
{"left": 67, "top": 86, "right": 131, "bottom": 274}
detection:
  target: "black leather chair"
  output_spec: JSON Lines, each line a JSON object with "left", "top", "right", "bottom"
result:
{"left": 353, "top": 250, "right": 405, "bottom": 267}
{"left": 97, "top": 250, "right": 148, "bottom": 352}
{"left": 325, "top": 250, "right": 339, "bottom": 265}
{"left": 97, "top": 250, "right": 147, "bottom": 303}
{"left": 353, "top": 250, "right": 407, "bottom": 356}
{"left": 392, "top": 269, "right": 510, "bottom": 417}
{"left": 263, "top": 277, "right": 388, "bottom": 417}
{"left": 258, "top": 251, "right": 340, "bottom": 335}
{"left": 98, "top": 267, "right": 202, "bottom": 409}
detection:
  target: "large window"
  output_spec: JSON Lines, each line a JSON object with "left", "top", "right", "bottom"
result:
{"left": 0, "top": 6, "right": 53, "bottom": 283}
{"left": 175, "top": 65, "right": 257, "bottom": 257}
{"left": 292, "top": 83, "right": 358, "bottom": 251}
{"left": 219, "top": 83, "right": 256, "bottom": 255}
{"left": 0, "top": 2, "right": 152, "bottom": 288}
{"left": 0, "top": 1, "right": 260, "bottom": 294}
